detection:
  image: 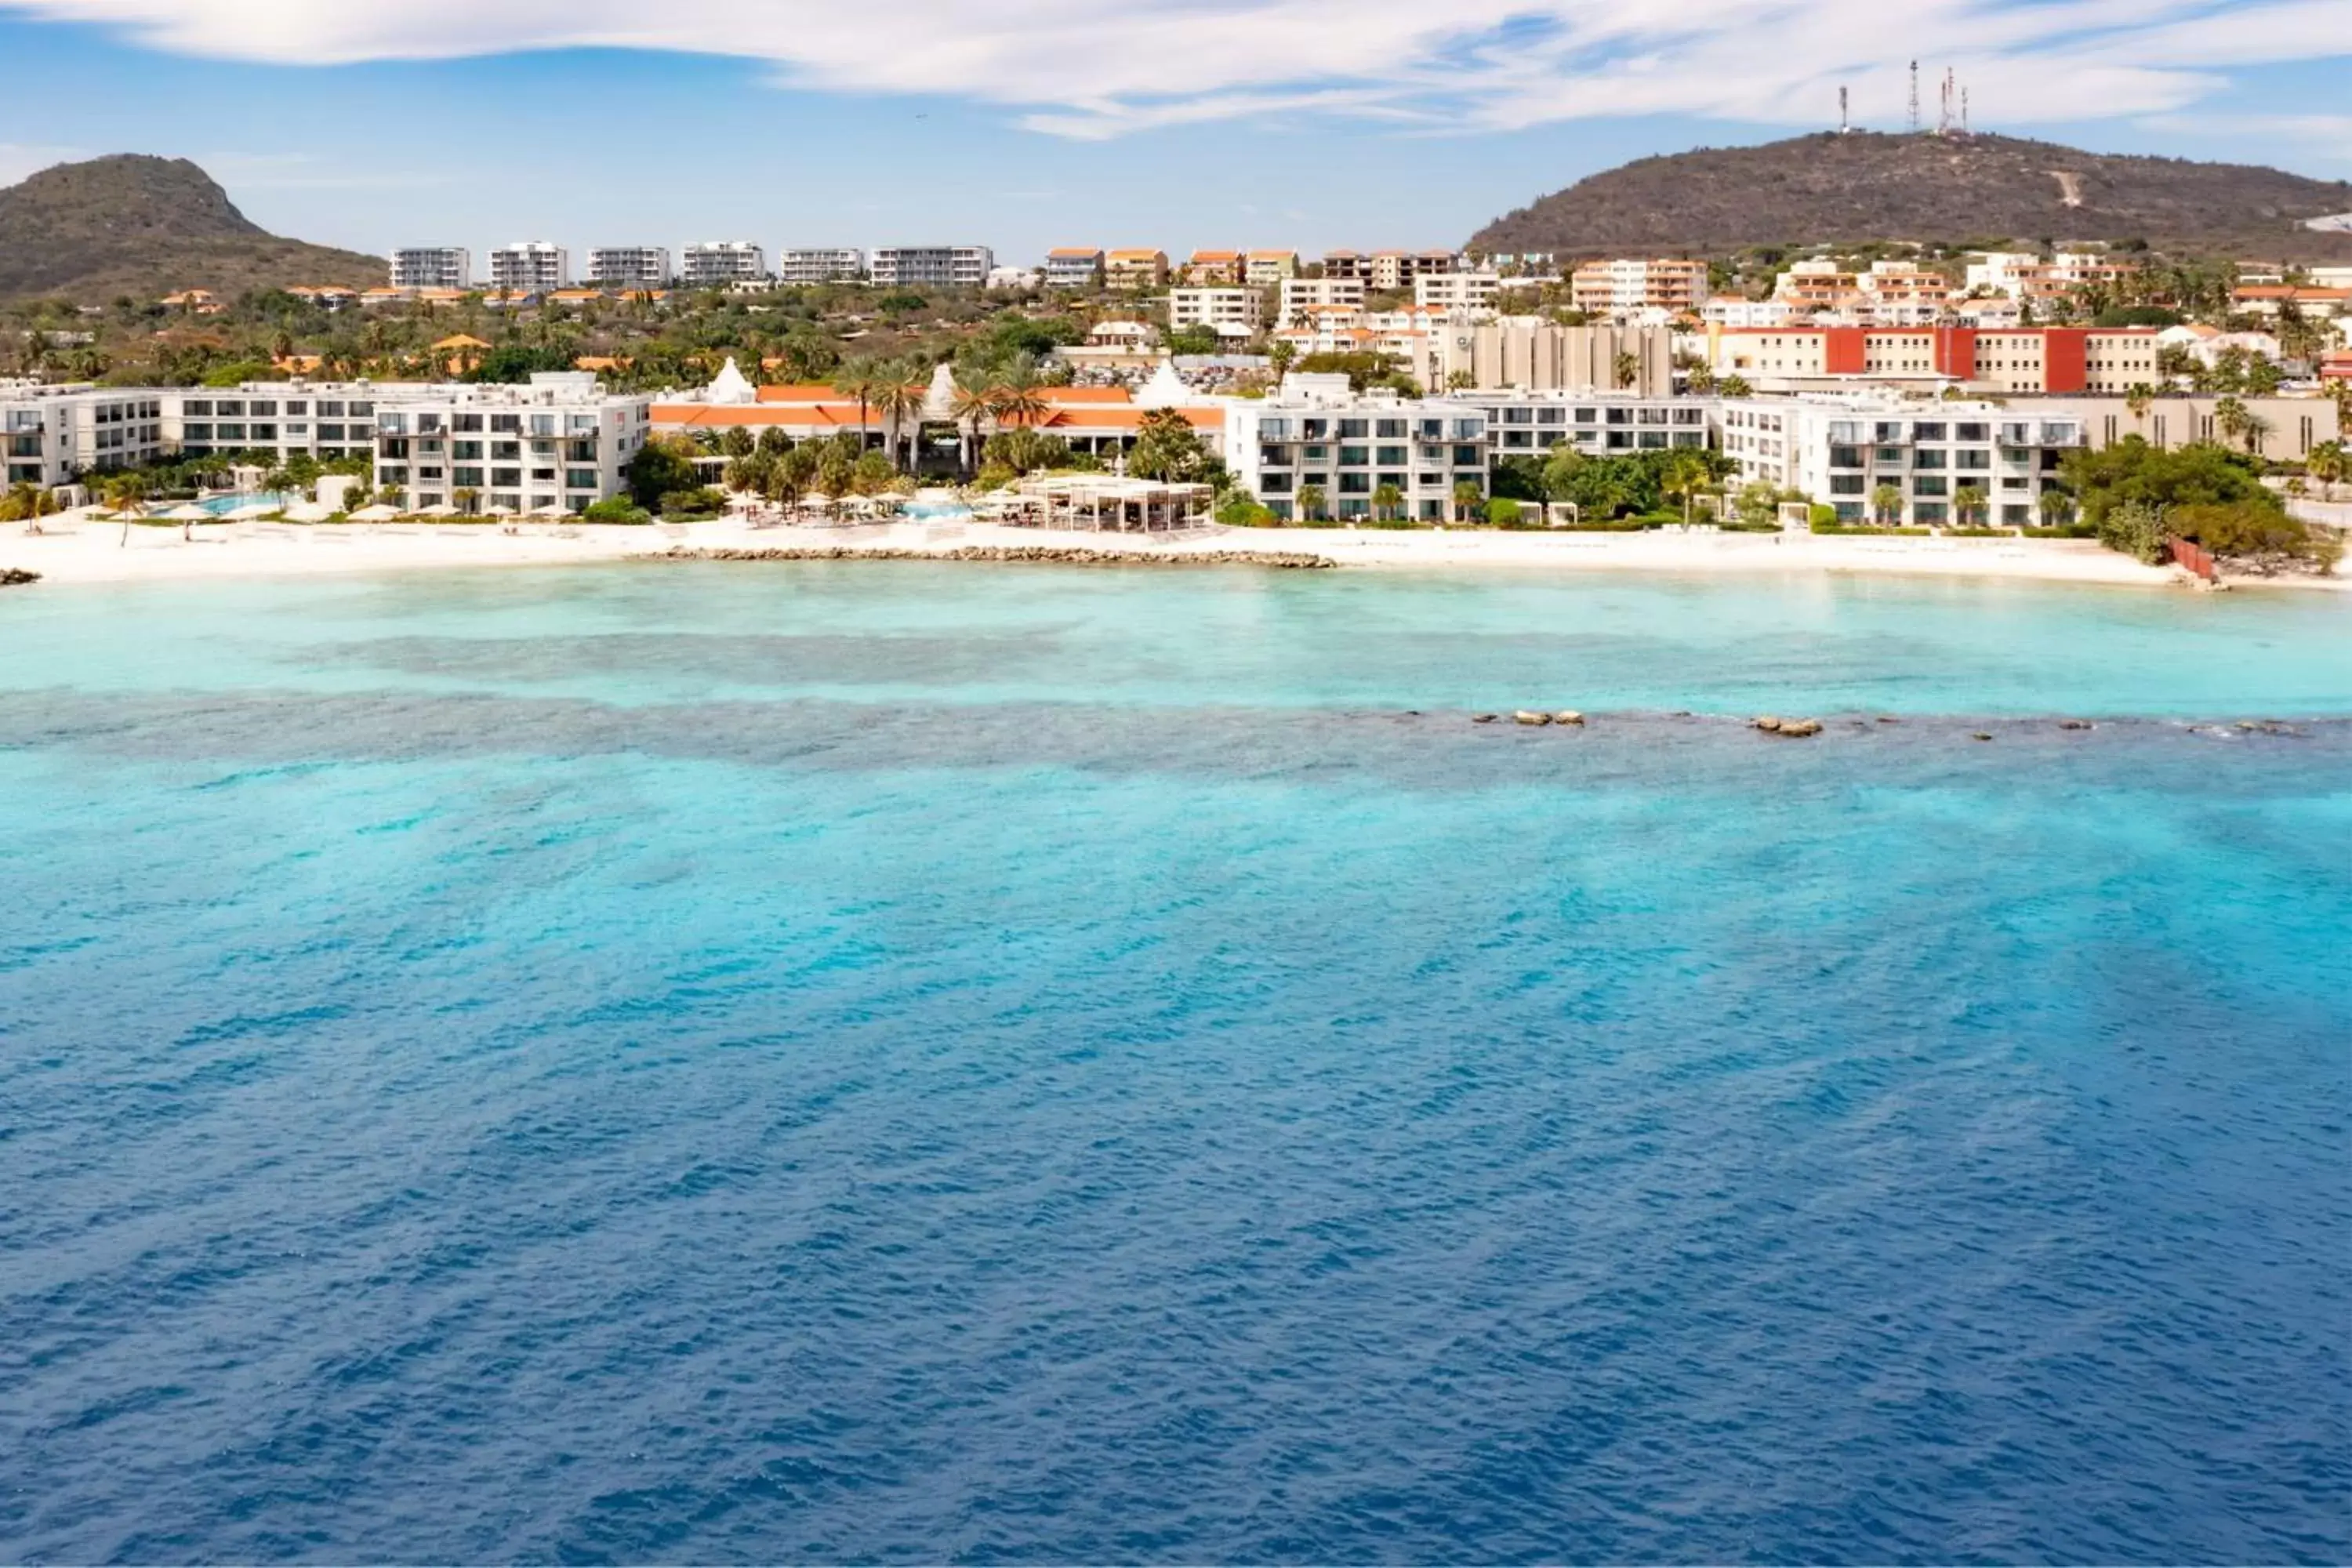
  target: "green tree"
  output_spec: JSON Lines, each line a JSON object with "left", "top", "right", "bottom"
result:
{"left": 1125, "top": 408, "right": 1218, "bottom": 484}
{"left": 1612, "top": 350, "right": 1642, "bottom": 390}
{"left": 2036, "top": 488, "right": 2077, "bottom": 528}
{"left": 1451, "top": 477, "right": 1484, "bottom": 524}
{"left": 1952, "top": 482, "right": 1988, "bottom": 528}
{"left": 1871, "top": 482, "right": 1904, "bottom": 525}
{"left": 1370, "top": 481, "right": 1403, "bottom": 524}
{"left": 1296, "top": 483, "right": 1327, "bottom": 523}
{"left": 624, "top": 434, "right": 702, "bottom": 508}
{"left": 1718, "top": 374, "right": 1752, "bottom": 398}
{"left": 1265, "top": 339, "right": 1297, "bottom": 382}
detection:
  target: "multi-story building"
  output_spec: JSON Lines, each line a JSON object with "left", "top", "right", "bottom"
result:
{"left": 1368, "top": 250, "right": 1457, "bottom": 291}
{"left": 1412, "top": 321, "right": 1676, "bottom": 396}
{"left": 1221, "top": 379, "right": 1491, "bottom": 521}
{"left": 1414, "top": 270, "right": 1501, "bottom": 312}
{"left": 680, "top": 242, "right": 768, "bottom": 287}
{"left": 1569, "top": 258, "right": 1708, "bottom": 318}
{"left": 487, "top": 241, "right": 568, "bottom": 293}
{"left": 2, "top": 382, "right": 167, "bottom": 486}
{"left": 1279, "top": 276, "right": 1367, "bottom": 321}
{"left": 775, "top": 248, "right": 866, "bottom": 285}
{"left": 171, "top": 382, "right": 388, "bottom": 465}
{"left": 1705, "top": 325, "right": 2161, "bottom": 394}
{"left": 390, "top": 246, "right": 470, "bottom": 290}
{"left": 1719, "top": 395, "right": 2084, "bottom": 526}
{"left": 1450, "top": 390, "right": 1710, "bottom": 462}
{"left": 1167, "top": 287, "right": 1263, "bottom": 336}
{"left": 1245, "top": 250, "right": 1301, "bottom": 285}
{"left": 1043, "top": 249, "right": 1104, "bottom": 289}
{"left": 868, "top": 245, "right": 994, "bottom": 288}
{"left": 1105, "top": 249, "right": 1171, "bottom": 291}
{"left": 586, "top": 246, "right": 670, "bottom": 289}
{"left": 1962, "top": 249, "right": 2137, "bottom": 303}
{"left": 368, "top": 373, "right": 650, "bottom": 515}
{"left": 1183, "top": 250, "right": 1243, "bottom": 285}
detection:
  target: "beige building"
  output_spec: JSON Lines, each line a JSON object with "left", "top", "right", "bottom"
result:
{"left": 1706, "top": 325, "right": 2162, "bottom": 394}
{"left": 1245, "top": 250, "right": 1300, "bottom": 285}
{"left": 1279, "top": 276, "right": 1367, "bottom": 321}
{"left": 1413, "top": 321, "right": 1676, "bottom": 396}
{"left": 1569, "top": 258, "right": 1708, "bottom": 317}
{"left": 1183, "top": 249, "right": 1243, "bottom": 285}
{"left": 1105, "top": 249, "right": 1171, "bottom": 291}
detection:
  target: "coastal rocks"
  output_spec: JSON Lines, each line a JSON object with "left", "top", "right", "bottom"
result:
{"left": 1972, "top": 732, "right": 1994, "bottom": 742}
{"left": 2060, "top": 720, "right": 2093, "bottom": 731}
{"left": 1755, "top": 715, "right": 1821, "bottom": 737}
{"left": 1754, "top": 715, "right": 1781, "bottom": 731}
{"left": 1553, "top": 710, "right": 1586, "bottom": 726}
{"left": 647, "top": 546, "right": 1338, "bottom": 570}
{"left": 1513, "top": 710, "right": 1552, "bottom": 725}
{"left": 0, "top": 568, "right": 39, "bottom": 588}
{"left": 1472, "top": 713, "right": 1498, "bottom": 724}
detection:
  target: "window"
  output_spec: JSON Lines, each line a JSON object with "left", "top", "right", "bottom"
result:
{"left": 492, "top": 441, "right": 521, "bottom": 460}
{"left": 1338, "top": 419, "right": 1368, "bottom": 438}
{"left": 1416, "top": 419, "right": 1443, "bottom": 439}
{"left": 454, "top": 441, "right": 483, "bottom": 459}
{"left": 1955, "top": 450, "right": 1991, "bottom": 470}
{"left": 1912, "top": 476, "right": 1947, "bottom": 497}
{"left": 1338, "top": 446, "right": 1370, "bottom": 466}
{"left": 1502, "top": 407, "right": 1532, "bottom": 425}
{"left": 318, "top": 401, "right": 343, "bottom": 417}
{"left": 1829, "top": 445, "right": 1863, "bottom": 469}
{"left": 490, "top": 415, "right": 521, "bottom": 434}
{"left": 1537, "top": 408, "right": 1565, "bottom": 425}
{"left": 1339, "top": 474, "right": 1370, "bottom": 493}
{"left": 454, "top": 414, "right": 484, "bottom": 433}
{"left": 1376, "top": 445, "right": 1406, "bottom": 465}
{"left": 1955, "top": 423, "right": 1987, "bottom": 441}
{"left": 565, "top": 468, "right": 600, "bottom": 490}
{"left": 454, "top": 466, "right": 484, "bottom": 486}
{"left": 249, "top": 401, "right": 277, "bottom": 416}
{"left": 1914, "top": 449, "right": 1946, "bottom": 469}
{"left": 183, "top": 399, "right": 213, "bottom": 416}
{"left": 1375, "top": 419, "right": 1405, "bottom": 438}
{"left": 1452, "top": 445, "right": 1480, "bottom": 466}
{"left": 1913, "top": 422, "right": 1947, "bottom": 441}
{"left": 1830, "top": 474, "right": 1865, "bottom": 495}
{"left": 216, "top": 400, "right": 245, "bottom": 417}
{"left": 491, "top": 467, "right": 522, "bottom": 487}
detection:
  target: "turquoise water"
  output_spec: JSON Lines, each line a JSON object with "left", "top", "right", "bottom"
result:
{"left": 196, "top": 490, "right": 296, "bottom": 515}
{"left": 1, "top": 564, "right": 2347, "bottom": 1563}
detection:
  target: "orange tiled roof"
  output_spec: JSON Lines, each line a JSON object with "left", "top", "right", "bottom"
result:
{"left": 433, "top": 333, "right": 492, "bottom": 350}
{"left": 1047, "top": 248, "right": 1102, "bottom": 258}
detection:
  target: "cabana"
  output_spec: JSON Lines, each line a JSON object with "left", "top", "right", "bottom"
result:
{"left": 1007, "top": 474, "right": 1213, "bottom": 533}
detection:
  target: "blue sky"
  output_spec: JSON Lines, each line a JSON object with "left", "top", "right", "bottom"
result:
{"left": 2, "top": 2, "right": 2347, "bottom": 263}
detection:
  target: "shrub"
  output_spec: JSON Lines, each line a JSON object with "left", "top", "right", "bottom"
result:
{"left": 582, "top": 497, "right": 652, "bottom": 524}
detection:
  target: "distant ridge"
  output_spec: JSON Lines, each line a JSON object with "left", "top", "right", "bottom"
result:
{"left": 1469, "top": 132, "right": 2352, "bottom": 262}
{"left": 0, "top": 154, "right": 385, "bottom": 300}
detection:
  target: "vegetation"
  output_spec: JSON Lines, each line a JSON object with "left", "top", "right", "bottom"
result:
{"left": 2065, "top": 437, "right": 2339, "bottom": 572}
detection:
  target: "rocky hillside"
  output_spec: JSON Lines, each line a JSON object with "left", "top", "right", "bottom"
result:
{"left": 1471, "top": 132, "right": 2352, "bottom": 262}
{"left": 0, "top": 154, "right": 385, "bottom": 301}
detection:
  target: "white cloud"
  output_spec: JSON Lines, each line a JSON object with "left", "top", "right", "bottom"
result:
{"left": 2, "top": 0, "right": 2345, "bottom": 140}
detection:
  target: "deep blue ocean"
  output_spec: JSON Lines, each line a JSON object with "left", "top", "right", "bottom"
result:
{"left": 2, "top": 564, "right": 2347, "bottom": 1563}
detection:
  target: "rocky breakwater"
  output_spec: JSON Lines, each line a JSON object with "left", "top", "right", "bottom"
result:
{"left": 647, "top": 545, "right": 1338, "bottom": 570}
{"left": 1753, "top": 714, "right": 1824, "bottom": 737}
{"left": 0, "top": 568, "right": 41, "bottom": 588}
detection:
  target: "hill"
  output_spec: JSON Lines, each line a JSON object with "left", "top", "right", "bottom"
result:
{"left": 0, "top": 154, "right": 385, "bottom": 301}
{"left": 1469, "top": 132, "right": 2352, "bottom": 262}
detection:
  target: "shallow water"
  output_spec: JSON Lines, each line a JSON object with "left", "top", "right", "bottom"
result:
{"left": 2, "top": 565, "right": 2347, "bottom": 1563}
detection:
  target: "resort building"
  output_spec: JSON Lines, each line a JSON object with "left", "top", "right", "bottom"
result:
{"left": 368, "top": 373, "right": 650, "bottom": 515}
{"left": 1411, "top": 321, "right": 1677, "bottom": 397}
{"left": 1167, "top": 287, "right": 1264, "bottom": 336}
{"left": 1702, "top": 296, "right": 1796, "bottom": 328}
{"left": 775, "top": 248, "right": 866, "bottom": 285}
{"left": 1414, "top": 270, "right": 1502, "bottom": 312}
{"left": 1245, "top": 251, "right": 1301, "bottom": 285}
{"left": 2042, "top": 393, "right": 2341, "bottom": 463}
{"left": 1569, "top": 259, "right": 1708, "bottom": 318}
{"left": 1449, "top": 390, "right": 1709, "bottom": 462}
{"left": 1105, "top": 250, "right": 1171, "bottom": 292}
{"left": 1961, "top": 250, "right": 2138, "bottom": 303}
{"left": 1719, "top": 394, "right": 2084, "bottom": 526}
{"left": 680, "top": 242, "right": 768, "bottom": 287}
{"left": 1278, "top": 276, "right": 1368, "bottom": 321}
{"left": 586, "top": 246, "right": 670, "bottom": 289}
{"left": 2, "top": 383, "right": 167, "bottom": 487}
{"left": 985, "top": 266, "right": 1042, "bottom": 291}
{"left": 169, "top": 383, "right": 393, "bottom": 466}
{"left": 488, "top": 242, "right": 569, "bottom": 293}
{"left": 390, "top": 246, "right": 470, "bottom": 290}
{"left": 868, "top": 246, "right": 995, "bottom": 289}
{"left": 1042, "top": 249, "right": 1105, "bottom": 289}
{"left": 1370, "top": 251, "right": 1458, "bottom": 291}
{"left": 1222, "top": 379, "right": 1490, "bottom": 522}
{"left": 1704, "top": 325, "right": 2162, "bottom": 394}
{"left": 1183, "top": 251, "right": 1243, "bottom": 285}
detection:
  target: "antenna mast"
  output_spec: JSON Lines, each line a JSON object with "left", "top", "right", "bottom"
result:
{"left": 1962, "top": 85, "right": 1970, "bottom": 136}
{"left": 1839, "top": 85, "right": 1849, "bottom": 134}
{"left": 1908, "top": 61, "right": 1920, "bottom": 132}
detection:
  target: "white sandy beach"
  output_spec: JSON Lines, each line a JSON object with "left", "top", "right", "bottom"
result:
{"left": 3, "top": 510, "right": 2337, "bottom": 592}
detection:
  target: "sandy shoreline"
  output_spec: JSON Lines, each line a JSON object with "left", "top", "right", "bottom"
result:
{"left": 3, "top": 510, "right": 2340, "bottom": 593}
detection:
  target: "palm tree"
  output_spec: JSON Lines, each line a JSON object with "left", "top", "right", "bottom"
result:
{"left": 1296, "top": 483, "right": 1327, "bottom": 524}
{"left": 1612, "top": 350, "right": 1642, "bottom": 390}
{"left": 830, "top": 360, "right": 883, "bottom": 453}
{"left": 1266, "top": 339, "right": 1297, "bottom": 382}
{"left": 2037, "top": 488, "right": 2076, "bottom": 528}
{"left": 1370, "top": 482, "right": 1403, "bottom": 524}
{"left": 870, "top": 363, "right": 927, "bottom": 475}
{"left": 948, "top": 371, "right": 997, "bottom": 475}
{"left": 1660, "top": 450, "right": 1710, "bottom": 524}
{"left": 2212, "top": 395, "right": 2260, "bottom": 455}
{"left": 2125, "top": 383, "right": 2154, "bottom": 432}
{"left": 1451, "top": 478, "right": 1484, "bottom": 524}
{"left": 104, "top": 473, "right": 148, "bottom": 546}
{"left": 2305, "top": 440, "right": 2348, "bottom": 498}
{"left": 1719, "top": 374, "right": 1753, "bottom": 398}
{"left": 2324, "top": 379, "right": 2352, "bottom": 434}
{"left": 1952, "top": 482, "right": 1987, "bottom": 528}
{"left": 1870, "top": 482, "right": 1904, "bottom": 526}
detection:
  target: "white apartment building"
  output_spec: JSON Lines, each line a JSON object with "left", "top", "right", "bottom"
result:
{"left": 1719, "top": 395, "right": 2083, "bottom": 526}
{"left": 1962, "top": 249, "right": 2136, "bottom": 302}
{"left": 390, "top": 247, "right": 470, "bottom": 290}
{"left": 369, "top": 374, "right": 650, "bottom": 514}
{"left": 1414, "top": 270, "right": 1501, "bottom": 312}
{"left": 171, "top": 383, "right": 390, "bottom": 465}
{"left": 1167, "top": 287, "right": 1264, "bottom": 336}
{"left": 1043, "top": 249, "right": 1105, "bottom": 289}
{"left": 1278, "top": 276, "right": 1367, "bottom": 322}
{"left": 775, "top": 248, "right": 866, "bottom": 285}
{"left": 587, "top": 246, "right": 670, "bottom": 289}
{"left": 985, "top": 267, "right": 1042, "bottom": 291}
{"left": 488, "top": 241, "right": 569, "bottom": 293}
{"left": 1245, "top": 251, "right": 1301, "bottom": 285}
{"left": 869, "top": 246, "right": 994, "bottom": 289}
{"left": 1450, "top": 390, "right": 1709, "bottom": 460}
{"left": 681, "top": 242, "right": 768, "bottom": 287}
{"left": 2, "top": 382, "right": 167, "bottom": 486}
{"left": 1569, "top": 259, "right": 1708, "bottom": 317}
{"left": 1222, "top": 379, "right": 1490, "bottom": 522}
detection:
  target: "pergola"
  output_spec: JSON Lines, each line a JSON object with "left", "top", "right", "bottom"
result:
{"left": 994, "top": 474, "right": 1213, "bottom": 532}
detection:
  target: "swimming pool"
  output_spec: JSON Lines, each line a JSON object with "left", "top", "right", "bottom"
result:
{"left": 196, "top": 491, "right": 296, "bottom": 515}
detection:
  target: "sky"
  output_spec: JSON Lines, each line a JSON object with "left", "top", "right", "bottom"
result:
{"left": 1, "top": 0, "right": 2347, "bottom": 264}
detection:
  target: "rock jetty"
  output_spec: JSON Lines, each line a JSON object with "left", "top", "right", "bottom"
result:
{"left": 0, "top": 568, "right": 40, "bottom": 588}
{"left": 1755, "top": 715, "right": 1823, "bottom": 737}
{"left": 644, "top": 545, "right": 1337, "bottom": 570}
